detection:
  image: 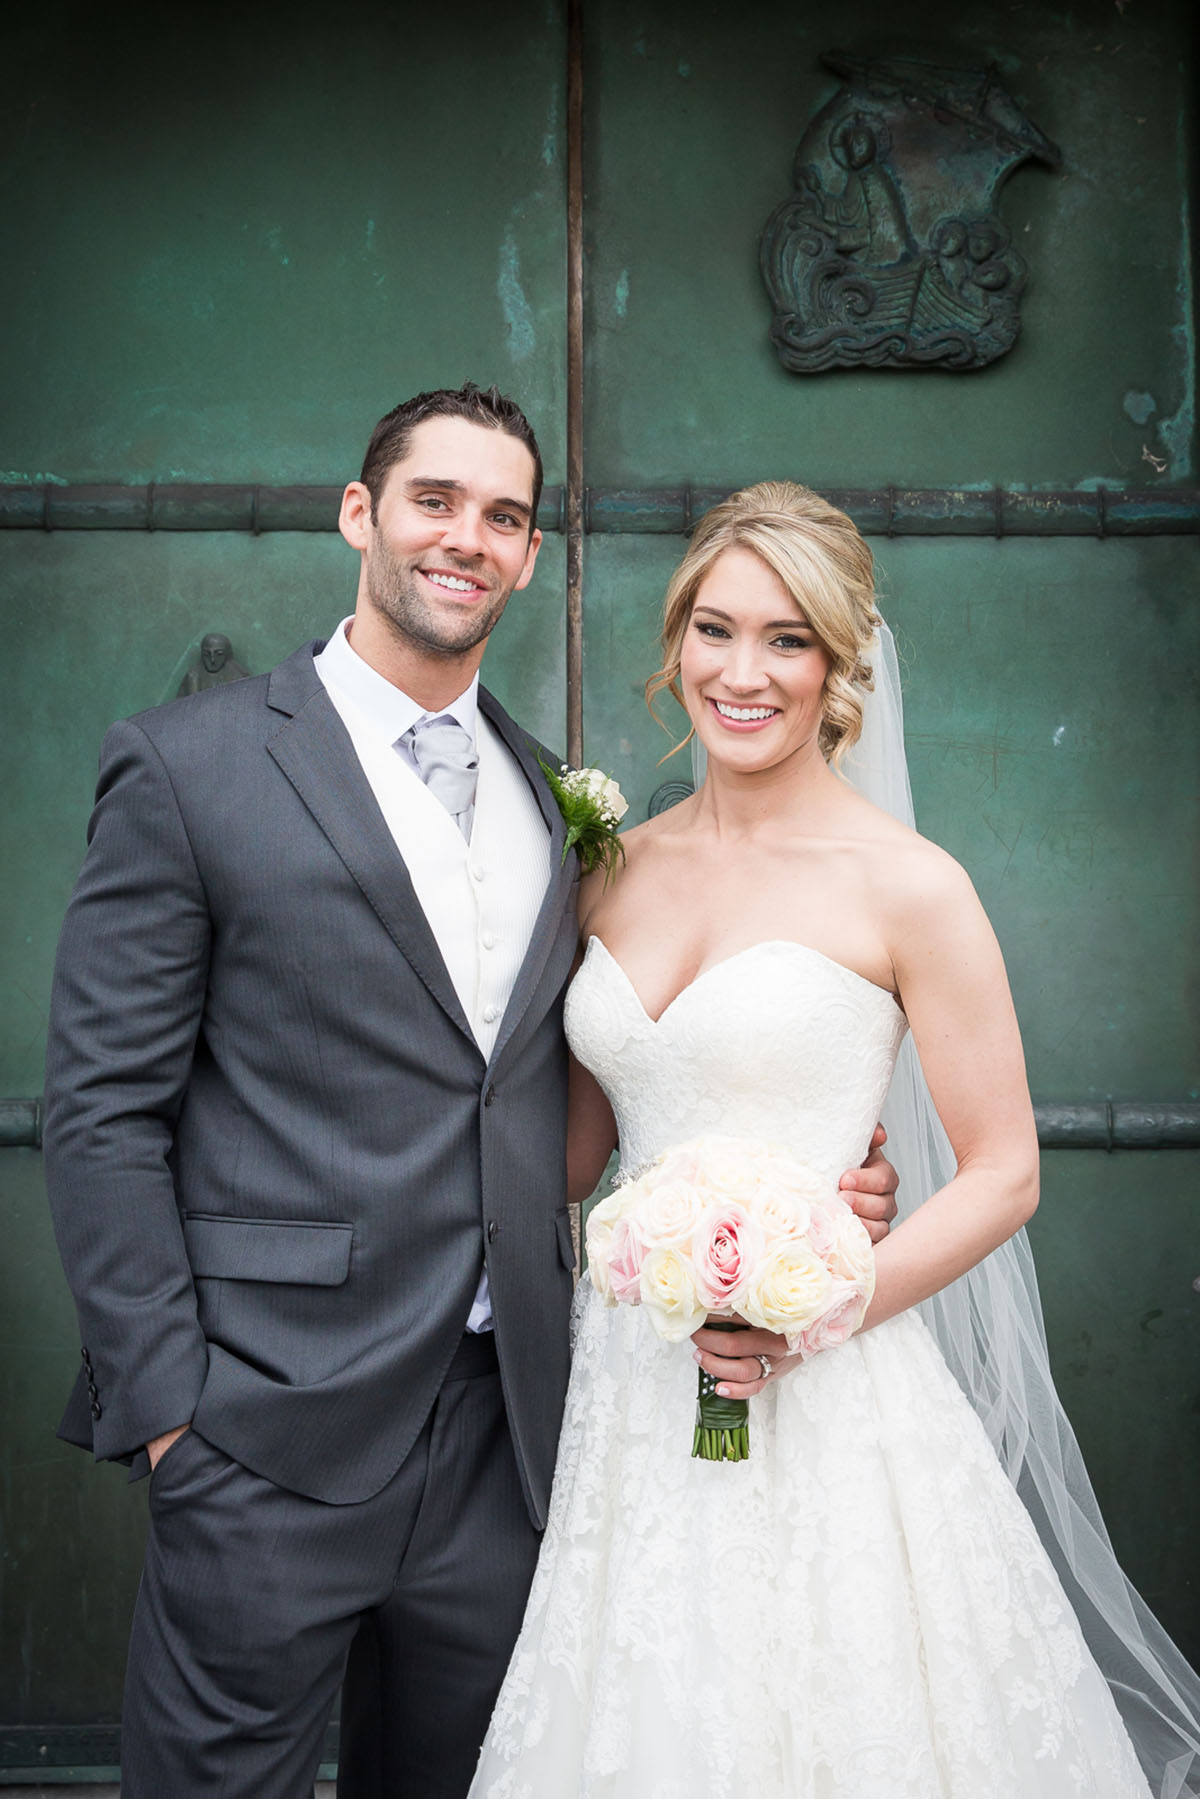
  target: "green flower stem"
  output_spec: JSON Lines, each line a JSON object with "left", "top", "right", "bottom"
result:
{"left": 693, "top": 1319, "right": 751, "bottom": 1462}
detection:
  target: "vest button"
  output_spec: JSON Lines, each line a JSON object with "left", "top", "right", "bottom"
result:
{"left": 484, "top": 1084, "right": 497, "bottom": 1107}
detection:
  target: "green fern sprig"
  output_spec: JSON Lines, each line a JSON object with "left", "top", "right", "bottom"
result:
{"left": 539, "top": 755, "right": 628, "bottom": 884}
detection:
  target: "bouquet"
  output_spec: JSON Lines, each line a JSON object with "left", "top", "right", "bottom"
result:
{"left": 584, "top": 1134, "right": 876, "bottom": 1462}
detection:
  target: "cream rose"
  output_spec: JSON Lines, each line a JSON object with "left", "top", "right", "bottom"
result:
{"left": 691, "top": 1137, "right": 763, "bottom": 1205}
{"left": 584, "top": 1209, "right": 616, "bottom": 1302}
{"left": 755, "top": 1189, "right": 812, "bottom": 1245}
{"left": 566, "top": 766, "right": 628, "bottom": 823}
{"left": 740, "top": 1239, "right": 832, "bottom": 1341}
{"left": 656, "top": 1143, "right": 706, "bottom": 1188}
{"left": 636, "top": 1176, "right": 706, "bottom": 1249}
{"left": 639, "top": 1246, "right": 708, "bottom": 1342}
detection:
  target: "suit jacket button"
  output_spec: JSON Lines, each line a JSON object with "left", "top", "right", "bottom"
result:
{"left": 90, "top": 1401, "right": 102, "bottom": 1420}
{"left": 87, "top": 1382, "right": 98, "bottom": 1400}
{"left": 484, "top": 1084, "right": 497, "bottom": 1107}
{"left": 487, "top": 1220, "right": 498, "bottom": 1242}
{"left": 81, "top": 1346, "right": 92, "bottom": 1367}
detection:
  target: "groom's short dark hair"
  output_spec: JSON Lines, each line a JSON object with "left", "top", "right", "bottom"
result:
{"left": 360, "top": 383, "right": 544, "bottom": 532}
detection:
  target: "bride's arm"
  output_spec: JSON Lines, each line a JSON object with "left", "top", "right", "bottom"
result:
{"left": 863, "top": 845, "right": 1039, "bottom": 1329}
{"left": 566, "top": 1051, "right": 618, "bottom": 1207}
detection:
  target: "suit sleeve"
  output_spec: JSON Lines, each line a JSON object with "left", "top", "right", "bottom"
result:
{"left": 43, "top": 717, "right": 212, "bottom": 1461}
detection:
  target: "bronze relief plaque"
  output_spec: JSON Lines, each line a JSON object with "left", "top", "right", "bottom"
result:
{"left": 760, "top": 51, "right": 1061, "bottom": 372}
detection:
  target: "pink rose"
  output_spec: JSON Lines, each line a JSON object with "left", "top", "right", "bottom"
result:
{"left": 692, "top": 1202, "right": 764, "bottom": 1312}
{"left": 608, "top": 1216, "right": 648, "bottom": 1305}
{"left": 827, "top": 1203, "right": 876, "bottom": 1288}
{"left": 804, "top": 1199, "right": 838, "bottom": 1261}
{"left": 795, "top": 1282, "right": 869, "bottom": 1358}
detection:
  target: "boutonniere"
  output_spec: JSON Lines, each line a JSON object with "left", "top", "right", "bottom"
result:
{"left": 539, "top": 756, "right": 628, "bottom": 883}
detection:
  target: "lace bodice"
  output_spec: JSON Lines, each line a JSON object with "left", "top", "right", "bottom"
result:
{"left": 565, "top": 936, "right": 908, "bottom": 1180}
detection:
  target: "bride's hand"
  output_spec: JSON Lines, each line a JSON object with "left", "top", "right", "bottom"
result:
{"left": 690, "top": 1321, "right": 799, "bottom": 1398}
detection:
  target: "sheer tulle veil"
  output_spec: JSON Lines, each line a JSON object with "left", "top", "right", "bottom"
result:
{"left": 692, "top": 619, "right": 1200, "bottom": 1798}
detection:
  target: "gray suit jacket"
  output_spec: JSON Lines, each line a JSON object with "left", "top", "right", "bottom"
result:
{"left": 44, "top": 642, "right": 579, "bottom": 1522}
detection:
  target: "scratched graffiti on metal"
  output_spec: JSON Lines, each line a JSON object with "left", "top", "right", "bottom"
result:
{"left": 760, "top": 51, "right": 1061, "bottom": 372}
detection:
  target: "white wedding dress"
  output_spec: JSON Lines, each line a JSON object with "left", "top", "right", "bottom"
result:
{"left": 469, "top": 935, "right": 1152, "bottom": 1799}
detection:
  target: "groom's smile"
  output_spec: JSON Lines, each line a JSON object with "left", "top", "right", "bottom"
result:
{"left": 422, "top": 567, "right": 489, "bottom": 596}
{"left": 339, "top": 413, "right": 544, "bottom": 694}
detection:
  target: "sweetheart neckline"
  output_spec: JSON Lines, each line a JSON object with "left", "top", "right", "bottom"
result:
{"left": 583, "top": 935, "right": 904, "bottom": 1028}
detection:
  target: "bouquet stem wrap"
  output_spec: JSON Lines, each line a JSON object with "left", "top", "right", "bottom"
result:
{"left": 693, "top": 1318, "right": 750, "bottom": 1462}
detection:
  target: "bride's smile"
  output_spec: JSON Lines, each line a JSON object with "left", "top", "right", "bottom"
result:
{"left": 680, "top": 543, "right": 832, "bottom": 771}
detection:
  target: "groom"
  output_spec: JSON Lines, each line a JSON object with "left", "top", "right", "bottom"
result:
{"left": 44, "top": 382, "right": 897, "bottom": 1798}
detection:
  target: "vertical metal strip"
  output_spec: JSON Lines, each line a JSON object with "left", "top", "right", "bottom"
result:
{"left": 566, "top": 0, "right": 585, "bottom": 770}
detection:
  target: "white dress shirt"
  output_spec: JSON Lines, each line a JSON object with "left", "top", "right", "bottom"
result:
{"left": 314, "top": 619, "right": 552, "bottom": 1332}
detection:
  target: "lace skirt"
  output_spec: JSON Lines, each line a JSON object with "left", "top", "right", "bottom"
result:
{"left": 469, "top": 1277, "right": 1150, "bottom": 1799}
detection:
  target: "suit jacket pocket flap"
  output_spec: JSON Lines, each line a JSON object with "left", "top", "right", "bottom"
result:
{"left": 183, "top": 1214, "right": 353, "bottom": 1286}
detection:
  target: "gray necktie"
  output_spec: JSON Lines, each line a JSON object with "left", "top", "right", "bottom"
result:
{"left": 407, "top": 715, "right": 479, "bottom": 839}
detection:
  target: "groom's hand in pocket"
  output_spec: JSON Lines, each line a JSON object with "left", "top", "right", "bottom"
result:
{"left": 147, "top": 1424, "right": 190, "bottom": 1471}
{"left": 838, "top": 1124, "right": 898, "bottom": 1245}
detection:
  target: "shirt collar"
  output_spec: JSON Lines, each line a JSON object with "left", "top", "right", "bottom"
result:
{"left": 314, "top": 617, "right": 480, "bottom": 745}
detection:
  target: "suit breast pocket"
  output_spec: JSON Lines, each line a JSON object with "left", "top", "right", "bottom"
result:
{"left": 183, "top": 1213, "right": 354, "bottom": 1286}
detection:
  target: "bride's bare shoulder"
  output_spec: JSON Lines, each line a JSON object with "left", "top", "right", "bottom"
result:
{"left": 576, "top": 805, "right": 679, "bottom": 936}
{"left": 828, "top": 784, "right": 973, "bottom": 905}
{"left": 854, "top": 821, "right": 985, "bottom": 950}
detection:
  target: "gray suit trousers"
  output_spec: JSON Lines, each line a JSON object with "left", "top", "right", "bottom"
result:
{"left": 120, "top": 1335, "right": 540, "bottom": 1799}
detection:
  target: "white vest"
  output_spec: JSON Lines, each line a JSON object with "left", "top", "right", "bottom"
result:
{"left": 342, "top": 709, "right": 551, "bottom": 1058}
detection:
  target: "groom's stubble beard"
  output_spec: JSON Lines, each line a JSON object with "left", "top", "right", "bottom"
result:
{"left": 364, "top": 529, "right": 514, "bottom": 661}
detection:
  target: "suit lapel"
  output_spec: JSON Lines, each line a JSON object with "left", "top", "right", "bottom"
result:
{"left": 478, "top": 688, "right": 579, "bottom": 1071}
{"left": 265, "top": 645, "right": 477, "bottom": 1046}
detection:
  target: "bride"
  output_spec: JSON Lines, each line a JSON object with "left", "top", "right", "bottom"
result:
{"left": 469, "top": 482, "right": 1200, "bottom": 1798}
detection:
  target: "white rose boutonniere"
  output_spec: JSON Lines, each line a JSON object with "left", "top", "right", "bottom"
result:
{"left": 539, "top": 756, "right": 628, "bottom": 883}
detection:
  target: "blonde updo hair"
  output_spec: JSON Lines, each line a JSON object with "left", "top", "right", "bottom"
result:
{"left": 645, "top": 481, "right": 880, "bottom": 764}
